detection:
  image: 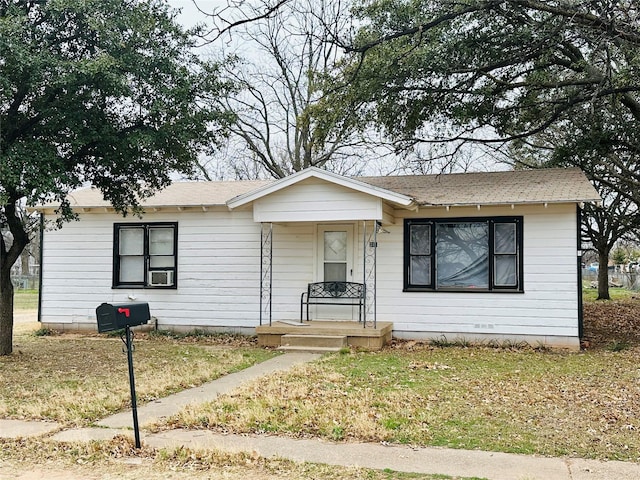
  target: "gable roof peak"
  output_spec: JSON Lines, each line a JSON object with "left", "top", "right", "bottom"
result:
{"left": 227, "top": 167, "right": 415, "bottom": 209}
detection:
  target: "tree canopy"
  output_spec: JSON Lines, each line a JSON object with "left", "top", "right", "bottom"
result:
{"left": 0, "top": 0, "right": 232, "bottom": 354}
{"left": 330, "top": 1, "right": 640, "bottom": 184}
{"left": 194, "top": 0, "right": 389, "bottom": 181}
{"left": 325, "top": 0, "right": 640, "bottom": 298}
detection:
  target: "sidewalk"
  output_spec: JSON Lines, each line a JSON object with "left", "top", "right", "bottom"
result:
{"left": 2, "top": 352, "right": 640, "bottom": 480}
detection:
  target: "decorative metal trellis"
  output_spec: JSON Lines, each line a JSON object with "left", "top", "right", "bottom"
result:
{"left": 362, "top": 220, "right": 378, "bottom": 329}
{"left": 260, "top": 222, "right": 273, "bottom": 326}
{"left": 260, "top": 220, "right": 379, "bottom": 328}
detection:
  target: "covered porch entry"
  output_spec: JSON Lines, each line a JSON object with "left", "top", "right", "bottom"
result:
{"left": 256, "top": 220, "right": 393, "bottom": 351}
{"left": 226, "top": 168, "right": 416, "bottom": 351}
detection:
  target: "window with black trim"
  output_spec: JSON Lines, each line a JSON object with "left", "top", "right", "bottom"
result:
{"left": 113, "top": 222, "right": 177, "bottom": 288}
{"left": 404, "top": 217, "right": 523, "bottom": 292}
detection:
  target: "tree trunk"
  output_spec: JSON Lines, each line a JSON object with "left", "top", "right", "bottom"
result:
{"left": 1, "top": 199, "right": 31, "bottom": 355}
{"left": 597, "top": 248, "right": 610, "bottom": 300}
{"left": 21, "top": 247, "right": 30, "bottom": 276}
{"left": 0, "top": 266, "right": 14, "bottom": 355}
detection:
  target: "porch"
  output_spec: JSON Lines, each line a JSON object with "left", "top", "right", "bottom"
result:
{"left": 256, "top": 320, "right": 394, "bottom": 351}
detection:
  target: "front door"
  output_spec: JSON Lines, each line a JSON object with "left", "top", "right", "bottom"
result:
{"left": 316, "top": 224, "right": 355, "bottom": 319}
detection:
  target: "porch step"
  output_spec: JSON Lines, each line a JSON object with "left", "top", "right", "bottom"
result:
{"left": 279, "top": 334, "right": 348, "bottom": 352}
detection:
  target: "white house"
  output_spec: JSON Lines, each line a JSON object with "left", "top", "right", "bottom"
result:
{"left": 34, "top": 167, "right": 600, "bottom": 349}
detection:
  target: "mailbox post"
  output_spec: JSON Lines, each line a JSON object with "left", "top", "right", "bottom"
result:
{"left": 96, "top": 302, "right": 150, "bottom": 448}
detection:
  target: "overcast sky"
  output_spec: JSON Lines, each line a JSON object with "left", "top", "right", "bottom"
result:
{"left": 167, "top": 0, "right": 235, "bottom": 27}
{"left": 168, "top": 0, "right": 220, "bottom": 28}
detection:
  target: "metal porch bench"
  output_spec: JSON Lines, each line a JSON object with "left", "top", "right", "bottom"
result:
{"left": 300, "top": 281, "right": 365, "bottom": 322}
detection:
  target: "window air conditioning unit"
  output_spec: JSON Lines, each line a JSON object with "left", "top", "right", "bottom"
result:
{"left": 149, "top": 271, "right": 173, "bottom": 287}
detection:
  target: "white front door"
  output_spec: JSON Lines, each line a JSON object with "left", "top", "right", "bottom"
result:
{"left": 315, "top": 224, "right": 355, "bottom": 319}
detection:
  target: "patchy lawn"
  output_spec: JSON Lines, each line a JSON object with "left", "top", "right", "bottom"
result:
{"left": 153, "top": 293, "right": 640, "bottom": 462}
{"left": 7, "top": 288, "right": 640, "bottom": 467}
{"left": 0, "top": 333, "right": 276, "bottom": 426}
{"left": 0, "top": 437, "right": 478, "bottom": 480}
{"left": 163, "top": 341, "right": 640, "bottom": 462}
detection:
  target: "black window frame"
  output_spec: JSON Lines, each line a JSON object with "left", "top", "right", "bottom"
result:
{"left": 404, "top": 216, "right": 523, "bottom": 293}
{"left": 112, "top": 222, "right": 178, "bottom": 289}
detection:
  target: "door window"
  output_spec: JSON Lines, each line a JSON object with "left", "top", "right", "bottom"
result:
{"left": 324, "top": 231, "right": 348, "bottom": 281}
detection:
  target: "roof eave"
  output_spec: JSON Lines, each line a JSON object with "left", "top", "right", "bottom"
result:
{"left": 419, "top": 198, "right": 602, "bottom": 208}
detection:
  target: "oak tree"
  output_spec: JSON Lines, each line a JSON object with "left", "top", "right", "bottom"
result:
{"left": 329, "top": 0, "right": 640, "bottom": 297}
{"left": 0, "top": 0, "right": 232, "bottom": 354}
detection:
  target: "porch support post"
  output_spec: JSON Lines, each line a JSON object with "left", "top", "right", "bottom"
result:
{"left": 260, "top": 222, "right": 273, "bottom": 326}
{"left": 362, "top": 220, "right": 377, "bottom": 329}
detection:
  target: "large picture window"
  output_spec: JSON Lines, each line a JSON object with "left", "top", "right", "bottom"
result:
{"left": 113, "top": 222, "right": 177, "bottom": 288}
{"left": 404, "top": 217, "right": 523, "bottom": 292}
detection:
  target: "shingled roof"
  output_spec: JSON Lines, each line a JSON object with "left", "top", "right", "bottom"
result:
{"left": 38, "top": 167, "right": 599, "bottom": 211}
{"left": 359, "top": 167, "right": 600, "bottom": 206}
{"left": 58, "top": 179, "right": 271, "bottom": 208}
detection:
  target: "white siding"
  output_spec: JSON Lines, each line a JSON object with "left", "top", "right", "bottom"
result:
{"left": 40, "top": 209, "right": 262, "bottom": 329}
{"left": 372, "top": 204, "right": 580, "bottom": 340}
{"left": 40, "top": 201, "right": 581, "bottom": 344}
{"left": 253, "top": 178, "right": 383, "bottom": 222}
{"left": 270, "top": 223, "right": 315, "bottom": 320}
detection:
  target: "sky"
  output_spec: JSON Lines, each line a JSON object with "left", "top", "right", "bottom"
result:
{"left": 168, "top": 0, "right": 234, "bottom": 30}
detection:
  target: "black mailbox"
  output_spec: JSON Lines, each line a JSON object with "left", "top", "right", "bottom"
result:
{"left": 96, "top": 302, "right": 150, "bottom": 333}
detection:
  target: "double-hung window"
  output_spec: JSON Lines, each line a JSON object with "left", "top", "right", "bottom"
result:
{"left": 113, "top": 222, "right": 177, "bottom": 288}
{"left": 404, "top": 217, "right": 523, "bottom": 292}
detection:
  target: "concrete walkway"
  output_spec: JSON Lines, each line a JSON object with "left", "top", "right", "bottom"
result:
{"left": 96, "top": 352, "right": 320, "bottom": 429}
{"left": 2, "top": 351, "right": 640, "bottom": 480}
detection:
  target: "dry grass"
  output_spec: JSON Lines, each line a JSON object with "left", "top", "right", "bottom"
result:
{"left": 165, "top": 344, "right": 640, "bottom": 462}
{"left": 0, "top": 437, "right": 477, "bottom": 480}
{"left": 0, "top": 333, "right": 275, "bottom": 426}
{"left": 8, "top": 290, "right": 640, "bottom": 468}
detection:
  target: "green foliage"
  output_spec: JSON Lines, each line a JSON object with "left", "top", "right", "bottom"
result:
{"left": 333, "top": 1, "right": 640, "bottom": 183}
{"left": 605, "top": 340, "right": 630, "bottom": 352}
{"left": 1, "top": 0, "right": 232, "bottom": 217}
{"left": 0, "top": 0, "right": 233, "bottom": 354}
{"left": 33, "top": 327, "right": 55, "bottom": 337}
{"left": 429, "top": 335, "right": 470, "bottom": 348}
{"left": 612, "top": 248, "right": 627, "bottom": 265}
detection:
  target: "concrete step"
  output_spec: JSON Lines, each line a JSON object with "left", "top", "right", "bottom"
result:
{"left": 277, "top": 345, "right": 346, "bottom": 353}
{"left": 280, "top": 334, "right": 348, "bottom": 349}
{"left": 278, "top": 334, "right": 348, "bottom": 352}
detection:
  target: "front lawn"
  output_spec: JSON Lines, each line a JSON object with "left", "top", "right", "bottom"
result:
{"left": 165, "top": 344, "right": 640, "bottom": 462}
{"left": 0, "top": 333, "right": 276, "bottom": 426}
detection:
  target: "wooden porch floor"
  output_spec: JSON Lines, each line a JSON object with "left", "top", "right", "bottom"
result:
{"left": 256, "top": 320, "right": 393, "bottom": 351}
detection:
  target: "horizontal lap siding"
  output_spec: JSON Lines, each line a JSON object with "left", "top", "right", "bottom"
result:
{"left": 375, "top": 204, "right": 579, "bottom": 338}
{"left": 270, "top": 223, "right": 314, "bottom": 320}
{"left": 41, "top": 201, "right": 581, "bottom": 340}
{"left": 40, "top": 210, "right": 263, "bottom": 328}
{"left": 254, "top": 179, "right": 382, "bottom": 222}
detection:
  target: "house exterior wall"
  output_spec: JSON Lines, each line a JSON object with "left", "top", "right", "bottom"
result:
{"left": 366, "top": 203, "right": 580, "bottom": 347}
{"left": 39, "top": 202, "right": 581, "bottom": 347}
{"left": 40, "top": 209, "right": 263, "bottom": 332}
{"left": 252, "top": 178, "right": 383, "bottom": 222}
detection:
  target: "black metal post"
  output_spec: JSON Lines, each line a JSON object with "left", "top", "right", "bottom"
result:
{"left": 124, "top": 326, "right": 141, "bottom": 448}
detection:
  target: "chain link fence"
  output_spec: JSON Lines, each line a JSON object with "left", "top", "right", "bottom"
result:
{"left": 583, "top": 269, "right": 640, "bottom": 291}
